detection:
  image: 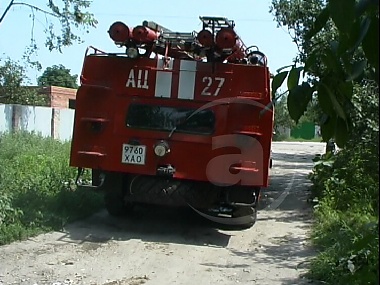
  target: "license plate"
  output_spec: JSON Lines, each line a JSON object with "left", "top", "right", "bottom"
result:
{"left": 122, "top": 144, "right": 146, "bottom": 165}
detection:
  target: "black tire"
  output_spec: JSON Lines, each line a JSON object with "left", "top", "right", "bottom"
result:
{"left": 104, "top": 193, "right": 129, "bottom": 217}
{"left": 222, "top": 186, "right": 260, "bottom": 229}
{"left": 103, "top": 172, "right": 133, "bottom": 217}
{"left": 232, "top": 206, "right": 257, "bottom": 229}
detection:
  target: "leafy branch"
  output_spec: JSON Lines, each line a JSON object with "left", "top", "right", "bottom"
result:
{"left": 271, "top": 0, "right": 379, "bottom": 147}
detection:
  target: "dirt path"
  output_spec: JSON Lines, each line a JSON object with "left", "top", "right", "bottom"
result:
{"left": 0, "top": 142, "right": 325, "bottom": 285}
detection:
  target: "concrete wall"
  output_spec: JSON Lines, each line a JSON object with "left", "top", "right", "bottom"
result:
{"left": 17, "top": 105, "right": 52, "bottom": 137}
{"left": 0, "top": 103, "right": 74, "bottom": 141}
{"left": 56, "top": 108, "right": 75, "bottom": 142}
{"left": 0, "top": 104, "right": 13, "bottom": 133}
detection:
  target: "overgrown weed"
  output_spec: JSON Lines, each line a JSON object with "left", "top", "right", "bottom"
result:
{"left": 0, "top": 132, "right": 103, "bottom": 245}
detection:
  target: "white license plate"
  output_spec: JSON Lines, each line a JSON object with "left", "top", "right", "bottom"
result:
{"left": 122, "top": 144, "right": 146, "bottom": 165}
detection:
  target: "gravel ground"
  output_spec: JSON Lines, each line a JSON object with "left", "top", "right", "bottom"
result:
{"left": 0, "top": 142, "right": 326, "bottom": 285}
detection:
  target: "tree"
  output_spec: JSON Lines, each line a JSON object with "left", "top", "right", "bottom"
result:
{"left": 38, "top": 64, "right": 78, "bottom": 88}
{"left": 270, "top": 4, "right": 379, "bottom": 285}
{"left": 0, "top": 58, "right": 47, "bottom": 106}
{"left": 270, "top": 0, "right": 379, "bottom": 147}
{"left": 273, "top": 93, "right": 321, "bottom": 140}
{"left": 273, "top": 94, "right": 295, "bottom": 137}
{"left": 0, "top": 1, "right": 97, "bottom": 68}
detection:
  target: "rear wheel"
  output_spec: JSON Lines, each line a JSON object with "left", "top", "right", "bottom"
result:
{"left": 103, "top": 172, "right": 133, "bottom": 217}
{"left": 222, "top": 186, "right": 260, "bottom": 229}
{"left": 232, "top": 206, "right": 257, "bottom": 228}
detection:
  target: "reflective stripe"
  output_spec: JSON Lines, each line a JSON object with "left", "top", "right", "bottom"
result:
{"left": 155, "top": 58, "right": 174, "bottom": 98}
{"left": 178, "top": 60, "right": 196, "bottom": 100}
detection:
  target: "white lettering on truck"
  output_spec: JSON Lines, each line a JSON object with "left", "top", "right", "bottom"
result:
{"left": 126, "top": 69, "right": 149, "bottom": 89}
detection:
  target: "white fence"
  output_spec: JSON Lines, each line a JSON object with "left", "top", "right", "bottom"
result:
{"left": 0, "top": 104, "right": 74, "bottom": 141}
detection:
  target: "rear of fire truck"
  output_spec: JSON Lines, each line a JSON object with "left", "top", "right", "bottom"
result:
{"left": 70, "top": 16, "right": 274, "bottom": 228}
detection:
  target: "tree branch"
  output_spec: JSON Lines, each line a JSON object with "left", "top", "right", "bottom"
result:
{"left": 0, "top": 1, "right": 58, "bottom": 25}
{"left": 12, "top": 2, "right": 57, "bottom": 17}
{"left": 0, "top": 0, "right": 15, "bottom": 24}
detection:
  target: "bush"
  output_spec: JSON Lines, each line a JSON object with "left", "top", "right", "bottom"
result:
{"left": 272, "top": 132, "right": 289, "bottom": 141}
{"left": 308, "top": 149, "right": 379, "bottom": 284}
{"left": 0, "top": 132, "right": 103, "bottom": 245}
{"left": 307, "top": 83, "right": 379, "bottom": 285}
{"left": 309, "top": 206, "right": 378, "bottom": 285}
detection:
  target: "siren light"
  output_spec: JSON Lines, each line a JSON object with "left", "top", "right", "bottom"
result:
{"left": 132, "top": 25, "right": 159, "bottom": 44}
{"left": 197, "top": 29, "right": 213, "bottom": 47}
{"left": 215, "top": 28, "right": 237, "bottom": 49}
{"left": 108, "top": 21, "right": 132, "bottom": 43}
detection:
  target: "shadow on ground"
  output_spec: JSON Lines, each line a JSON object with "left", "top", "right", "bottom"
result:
{"left": 55, "top": 143, "right": 319, "bottom": 274}
{"left": 58, "top": 205, "right": 234, "bottom": 248}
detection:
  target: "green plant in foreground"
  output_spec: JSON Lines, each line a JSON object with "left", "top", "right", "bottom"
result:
{"left": 307, "top": 131, "right": 378, "bottom": 284}
{"left": 0, "top": 132, "right": 103, "bottom": 245}
{"left": 308, "top": 207, "right": 378, "bottom": 285}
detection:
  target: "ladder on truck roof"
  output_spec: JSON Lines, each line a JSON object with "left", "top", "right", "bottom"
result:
{"left": 199, "top": 16, "right": 235, "bottom": 30}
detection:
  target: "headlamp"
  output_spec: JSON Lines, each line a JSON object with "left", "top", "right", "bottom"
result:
{"left": 154, "top": 141, "right": 170, "bottom": 157}
{"left": 127, "top": 47, "right": 139, "bottom": 58}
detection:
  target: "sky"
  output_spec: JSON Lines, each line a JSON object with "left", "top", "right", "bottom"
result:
{"left": 0, "top": 0, "right": 299, "bottom": 85}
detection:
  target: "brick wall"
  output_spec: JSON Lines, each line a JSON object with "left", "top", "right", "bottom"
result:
{"left": 39, "top": 86, "right": 77, "bottom": 109}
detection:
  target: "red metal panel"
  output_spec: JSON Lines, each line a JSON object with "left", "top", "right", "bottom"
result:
{"left": 70, "top": 53, "right": 273, "bottom": 187}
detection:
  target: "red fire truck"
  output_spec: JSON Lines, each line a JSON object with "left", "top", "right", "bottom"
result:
{"left": 70, "top": 16, "right": 273, "bottom": 228}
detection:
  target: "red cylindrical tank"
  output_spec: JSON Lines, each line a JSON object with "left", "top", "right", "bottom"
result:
{"left": 215, "top": 27, "right": 237, "bottom": 49}
{"left": 132, "top": 25, "right": 159, "bottom": 44}
{"left": 197, "top": 29, "right": 213, "bottom": 47}
{"left": 108, "top": 21, "right": 132, "bottom": 43}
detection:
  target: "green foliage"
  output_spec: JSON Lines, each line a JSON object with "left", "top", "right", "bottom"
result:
{"left": 285, "top": 136, "right": 321, "bottom": 142}
{"left": 310, "top": 145, "right": 378, "bottom": 213}
{"left": 299, "top": 97, "right": 321, "bottom": 124}
{"left": 44, "top": 0, "right": 98, "bottom": 51}
{"left": 271, "top": 70, "right": 288, "bottom": 98}
{"left": 287, "top": 82, "right": 314, "bottom": 122}
{"left": 0, "top": 132, "right": 103, "bottom": 245}
{"left": 0, "top": 58, "right": 48, "bottom": 106}
{"left": 308, "top": 148, "right": 379, "bottom": 284}
{"left": 38, "top": 64, "right": 78, "bottom": 88}
{"left": 273, "top": 94, "right": 295, "bottom": 134}
{"left": 270, "top": 0, "right": 330, "bottom": 64}
{"left": 349, "top": 82, "right": 379, "bottom": 141}
{"left": 271, "top": 3, "right": 379, "bottom": 283}
{"left": 306, "top": 81, "right": 379, "bottom": 284}
{"left": 272, "top": 132, "right": 289, "bottom": 141}
{"left": 270, "top": 0, "right": 379, "bottom": 147}
{"left": 309, "top": 209, "right": 378, "bottom": 285}
{"left": 274, "top": 92, "right": 320, "bottom": 138}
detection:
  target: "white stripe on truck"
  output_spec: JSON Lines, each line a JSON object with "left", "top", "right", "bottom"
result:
{"left": 178, "top": 60, "right": 196, "bottom": 100}
{"left": 155, "top": 57, "right": 174, "bottom": 98}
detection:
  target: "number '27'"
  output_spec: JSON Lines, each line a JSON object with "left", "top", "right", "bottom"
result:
{"left": 201, "top": 77, "right": 225, "bottom": 96}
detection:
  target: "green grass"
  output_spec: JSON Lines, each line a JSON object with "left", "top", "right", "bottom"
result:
{"left": 284, "top": 136, "right": 322, "bottom": 142}
{"left": 308, "top": 206, "right": 378, "bottom": 285}
{"left": 272, "top": 134, "right": 323, "bottom": 142}
{"left": 0, "top": 132, "right": 103, "bottom": 245}
{"left": 307, "top": 143, "right": 379, "bottom": 285}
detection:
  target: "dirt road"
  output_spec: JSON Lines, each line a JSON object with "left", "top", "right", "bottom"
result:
{"left": 0, "top": 142, "right": 325, "bottom": 285}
